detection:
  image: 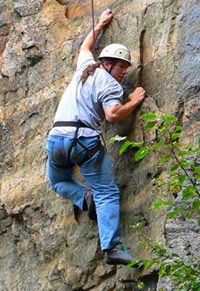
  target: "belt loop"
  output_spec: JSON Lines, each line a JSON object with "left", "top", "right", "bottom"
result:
{"left": 73, "top": 120, "right": 81, "bottom": 142}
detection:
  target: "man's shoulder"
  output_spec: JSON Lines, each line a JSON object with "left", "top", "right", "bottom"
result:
{"left": 77, "top": 55, "right": 95, "bottom": 71}
{"left": 95, "top": 68, "right": 123, "bottom": 89}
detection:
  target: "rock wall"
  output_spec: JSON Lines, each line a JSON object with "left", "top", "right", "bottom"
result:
{"left": 0, "top": 0, "right": 199, "bottom": 290}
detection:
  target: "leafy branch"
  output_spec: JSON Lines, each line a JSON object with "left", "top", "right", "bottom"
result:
{"left": 110, "top": 112, "right": 200, "bottom": 222}
{"left": 110, "top": 112, "right": 200, "bottom": 290}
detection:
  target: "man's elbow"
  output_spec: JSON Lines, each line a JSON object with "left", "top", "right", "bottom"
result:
{"left": 105, "top": 113, "right": 119, "bottom": 123}
{"left": 104, "top": 105, "right": 123, "bottom": 122}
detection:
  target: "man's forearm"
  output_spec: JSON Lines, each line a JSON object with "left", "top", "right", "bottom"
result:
{"left": 80, "top": 9, "right": 113, "bottom": 54}
{"left": 80, "top": 23, "right": 104, "bottom": 53}
{"left": 105, "top": 100, "right": 140, "bottom": 122}
{"left": 104, "top": 87, "right": 146, "bottom": 122}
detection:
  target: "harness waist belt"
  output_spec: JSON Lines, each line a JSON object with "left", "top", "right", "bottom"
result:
{"left": 52, "top": 120, "right": 104, "bottom": 168}
{"left": 53, "top": 121, "right": 94, "bottom": 130}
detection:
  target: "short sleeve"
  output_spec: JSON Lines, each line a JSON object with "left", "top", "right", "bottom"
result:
{"left": 100, "top": 80, "right": 123, "bottom": 109}
{"left": 77, "top": 55, "right": 95, "bottom": 71}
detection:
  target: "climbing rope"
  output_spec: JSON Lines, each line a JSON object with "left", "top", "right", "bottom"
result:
{"left": 91, "top": 0, "right": 95, "bottom": 57}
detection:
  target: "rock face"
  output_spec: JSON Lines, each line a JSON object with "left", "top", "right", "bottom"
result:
{"left": 0, "top": 0, "right": 199, "bottom": 290}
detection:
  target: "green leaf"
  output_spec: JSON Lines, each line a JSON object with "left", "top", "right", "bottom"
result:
{"left": 165, "top": 144, "right": 172, "bottom": 150}
{"left": 140, "top": 113, "right": 157, "bottom": 120}
{"left": 170, "top": 164, "right": 179, "bottom": 171}
{"left": 192, "top": 199, "right": 200, "bottom": 210}
{"left": 136, "top": 280, "right": 145, "bottom": 289}
{"left": 153, "top": 244, "right": 167, "bottom": 255}
{"left": 164, "top": 264, "right": 171, "bottom": 275}
{"left": 160, "top": 154, "right": 170, "bottom": 165}
{"left": 119, "top": 140, "right": 132, "bottom": 155}
{"left": 171, "top": 266, "right": 183, "bottom": 276}
{"left": 171, "top": 133, "right": 182, "bottom": 140}
{"left": 163, "top": 200, "right": 174, "bottom": 206}
{"left": 130, "top": 141, "right": 144, "bottom": 147}
{"left": 119, "top": 140, "right": 145, "bottom": 155}
{"left": 178, "top": 150, "right": 188, "bottom": 157}
{"left": 144, "top": 121, "right": 157, "bottom": 129}
{"left": 151, "top": 201, "right": 163, "bottom": 210}
{"left": 163, "top": 115, "right": 177, "bottom": 122}
{"left": 175, "top": 125, "right": 182, "bottom": 132}
{"left": 135, "top": 148, "right": 149, "bottom": 161}
{"left": 184, "top": 211, "right": 192, "bottom": 219}
{"left": 136, "top": 222, "right": 144, "bottom": 229}
{"left": 172, "top": 141, "right": 182, "bottom": 147}
{"left": 195, "top": 167, "right": 200, "bottom": 174}
{"left": 171, "top": 253, "right": 180, "bottom": 258}
{"left": 159, "top": 263, "right": 172, "bottom": 277}
{"left": 189, "top": 147, "right": 200, "bottom": 154}
{"left": 159, "top": 263, "right": 166, "bottom": 277}
{"left": 141, "top": 245, "right": 148, "bottom": 251}
{"left": 154, "top": 140, "right": 165, "bottom": 150}
{"left": 151, "top": 200, "right": 174, "bottom": 210}
{"left": 157, "top": 124, "right": 170, "bottom": 136}
{"left": 180, "top": 159, "right": 187, "bottom": 167}
{"left": 187, "top": 148, "right": 200, "bottom": 154}
{"left": 168, "top": 179, "right": 181, "bottom": 192}
{"left": 194, "top": 174, "right": 200, "bottom": 181}
{"left": 198, "top": 218, "right": 200, "bottom": 226}
{"left": 178, "top": 174, "right": 187, "bottom": 184}
{"left": 186, "top": 159, "right": 195, "bottom": 166}
{"left": 144, "top": 260, "right": 157, "bottom": 270}
{"left": 182, "top": 185, "right": 197, "bottom": 200}
{"left": 127, "top": 259, "right": 140, "bottom": 268}
{"left": 109, "top": 135, "right": 126, "bottom": 144}
{"left": 167, "top": 208, "right": 182, "bottom": 218}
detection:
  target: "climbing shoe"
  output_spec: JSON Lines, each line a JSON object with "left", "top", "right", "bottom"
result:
{"left": 84, "top": 190, "right": 97, "bottom": 222}
{"left": 106, "top": 244, "right": 139, "bottom": 266}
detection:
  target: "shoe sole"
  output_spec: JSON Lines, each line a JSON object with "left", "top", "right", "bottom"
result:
{"left": 106, "top": 258, "right": 133, "bottom": 265}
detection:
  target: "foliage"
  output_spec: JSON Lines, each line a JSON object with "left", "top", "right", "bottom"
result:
{"left": 110, "top": 112, "right": 200, "bottom": 290}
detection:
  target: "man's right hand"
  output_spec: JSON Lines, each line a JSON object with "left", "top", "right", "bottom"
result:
{"left": 129, "top": 87, "right": 146, "bottom": 105}
{"left": 98, "top": 9, "right": 113, "bottom": 28}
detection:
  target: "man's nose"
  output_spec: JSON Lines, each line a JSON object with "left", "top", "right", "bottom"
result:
{"left": 123, "top": 69, "right": 128, "bottom": 75}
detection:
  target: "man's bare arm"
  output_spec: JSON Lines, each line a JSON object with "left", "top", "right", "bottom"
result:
{"left": 78, "top": 9, "right": 113, "bottom": 61}
{"left": 104, "top": 87, "right": 146, "bottom": 122}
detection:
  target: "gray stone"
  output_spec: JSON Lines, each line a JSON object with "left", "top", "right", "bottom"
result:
{"left": 13, "top": 0, "right": 44, "bottom": 17}
{"left": 179, "top": 53, "right": 200, "bottom": 90}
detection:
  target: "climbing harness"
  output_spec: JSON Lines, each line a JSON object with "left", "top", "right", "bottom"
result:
{"left": 53, "top": 120, "right": 105, "bottom": 168}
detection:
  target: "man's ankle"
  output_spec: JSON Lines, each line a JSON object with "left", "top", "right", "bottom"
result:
{"left": 83, "top": 190, "right": 90, "bottom": 211}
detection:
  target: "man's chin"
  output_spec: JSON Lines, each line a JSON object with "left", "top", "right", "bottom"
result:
{"left": 117, "top": 78, "right": 123, "bottom": 83}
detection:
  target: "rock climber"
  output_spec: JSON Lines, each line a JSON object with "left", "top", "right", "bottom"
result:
{"left": 46, "top": 8, "right": 146, "bottom": 265}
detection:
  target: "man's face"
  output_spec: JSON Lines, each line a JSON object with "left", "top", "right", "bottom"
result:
{"left": 110, "top": 59, "right": 130, "bottom": 83}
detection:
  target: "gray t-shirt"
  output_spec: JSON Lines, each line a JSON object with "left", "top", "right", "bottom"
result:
{"left": 49, "top": 56, "right": 123, "bottom": 137}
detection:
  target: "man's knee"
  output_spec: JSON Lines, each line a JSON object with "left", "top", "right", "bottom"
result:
{"left": 95, "top": 189, "right": 120, "bottom": 203}
{"left": 48, "top": 179, "right": 57, "bottom": 193}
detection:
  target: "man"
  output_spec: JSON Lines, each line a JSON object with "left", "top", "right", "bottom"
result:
{"left": 46, "top": 9, "right": 146, "bottom": 265}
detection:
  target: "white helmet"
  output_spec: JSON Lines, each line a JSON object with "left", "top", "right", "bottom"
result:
{"left": 99, "top": 43, "right": 131, "bottom": 65}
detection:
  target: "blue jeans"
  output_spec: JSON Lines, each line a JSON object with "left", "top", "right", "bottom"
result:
{"left": 46, "top": 135, "right": 121, "bottom": 250}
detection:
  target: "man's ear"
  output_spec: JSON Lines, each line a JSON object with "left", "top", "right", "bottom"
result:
{"left": 102, "top": 60, "right": 112, "bottom": 71}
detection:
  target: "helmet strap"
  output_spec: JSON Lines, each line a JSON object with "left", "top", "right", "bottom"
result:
{"left": 108, "top": 64, "right": 115, "bottom": 74}
{"left": 102, "top": 62, "right": 115, "bottom": 75}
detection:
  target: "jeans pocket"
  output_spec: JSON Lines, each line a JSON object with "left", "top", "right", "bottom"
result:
{"left": 46, "top": 139, "right": 55, "bottom": 160}
{"left": 52, "top": 139, "right": 70, "bottom": 168}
